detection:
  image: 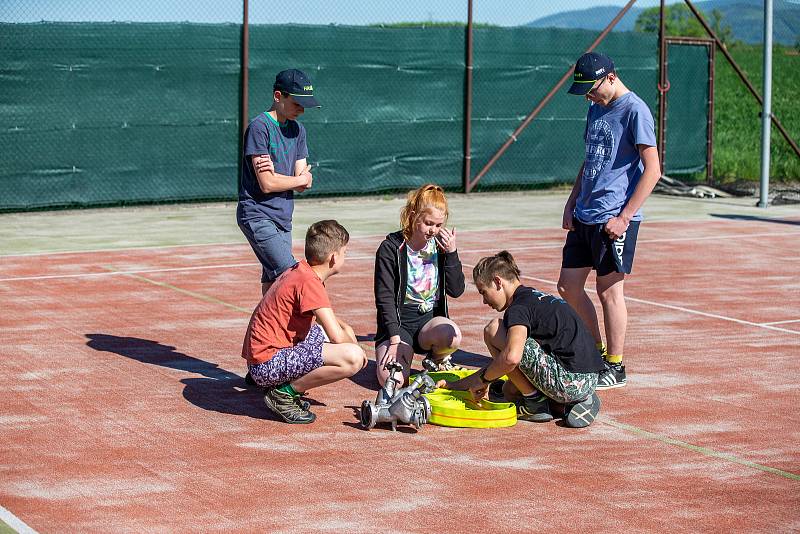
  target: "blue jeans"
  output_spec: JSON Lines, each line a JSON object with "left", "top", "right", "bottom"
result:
{"left": 238, "top": 217, "right": 297, "bottom": 283}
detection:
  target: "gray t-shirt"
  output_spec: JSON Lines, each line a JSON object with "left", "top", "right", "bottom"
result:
{"left": 574, "top": 91, "right": 656, "bottom": 225}
{"left": 237, "top": 112, "right": 308, "bottom": 231}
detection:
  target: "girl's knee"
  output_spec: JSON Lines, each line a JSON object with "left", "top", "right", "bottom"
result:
{"left": 449, "top": 323, "right": 462, "bottom": 349}
{"left": 440, "top": 321, "right": 461, "bottom": 348}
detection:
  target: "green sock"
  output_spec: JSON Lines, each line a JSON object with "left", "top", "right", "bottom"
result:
{"left": 596, "top": 342, "right": 607, "bottom": 358}
{"left": 277, "top": 383, "right": 299, "bottom": 397}
{"left": 606, "top": 354, "right": 623, "bottom": 364}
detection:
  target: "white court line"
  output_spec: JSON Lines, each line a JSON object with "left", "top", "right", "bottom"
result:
{"left": 0, "top": 262, "right": 258, "bottom": 282}
{"left": 3, "top": 227, "right": 798, "bottom": 282}
{"left": 2, "top": 239, "right": 799, "bottom": 336}
{"left": 466, "top": 229, "right": 800, "bottom": 254}
{"left": 2, "top": 225, "right": 799, "bottom": 259}
{"left": 0, "top": 240, "right": 248, "bottom": 258}
{"left": 0, "top": 257, "right": 381, "bottom": 283}
{"left": 0, "top": 504, "right": 38, "bottom": 534}
{"left": 760, "top": 318, "right": 800, "bottom": 326}
{"left": 460, "top": 262, "right": 800, "bottom": 337}
{"left": 462, "top": 263, "right": 800, "bottom": 335}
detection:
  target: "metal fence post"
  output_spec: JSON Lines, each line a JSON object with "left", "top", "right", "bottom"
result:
{"left": 759, "top": 0, "right": 773, "bottom": 208}
{"left": 463, "top": 0, "right": 474, "bottom": 193}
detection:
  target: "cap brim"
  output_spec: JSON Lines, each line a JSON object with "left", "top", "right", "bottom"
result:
{"left": 567, "top": 81, "right": 593, "bottom": 95}
{"left": 292, "top": 95, "right": 321, "bottom": 108}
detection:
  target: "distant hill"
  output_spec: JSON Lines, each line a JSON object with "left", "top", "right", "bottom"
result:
{"left": 526, "top": 0, "right": 800, "bottom": 45}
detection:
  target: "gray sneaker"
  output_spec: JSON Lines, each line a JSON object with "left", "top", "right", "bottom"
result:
{"left": 263, "top": 387, "right": 316, "bottom": 424}
{"left": 422, "top": 355, "right": 464, "bottom": 372}
{"left": 564, "top": 392, "right": 601, "bottom": 428}
{"left": 517, "top": 393, "right": 553, "bottom": 423}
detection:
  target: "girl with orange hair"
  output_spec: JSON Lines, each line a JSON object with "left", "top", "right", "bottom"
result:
{"left": 373, "top": 184, "right": 466, "bottom": 386}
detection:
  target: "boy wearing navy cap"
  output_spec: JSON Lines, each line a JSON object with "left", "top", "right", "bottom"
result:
{"left": 237, "top": 68, "right": 322, "bottom": 296}
{"left": 559, "top": 52, "right": 661, "bottom": 390}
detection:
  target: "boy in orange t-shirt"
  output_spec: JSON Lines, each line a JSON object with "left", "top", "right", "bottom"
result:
{"left": 242, "top": 220, "right": 366, "bottom": 424}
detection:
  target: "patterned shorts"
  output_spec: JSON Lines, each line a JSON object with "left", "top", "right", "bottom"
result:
{"left": 518, "top": 338, "right": 597, "bottom": 404}
{"left": 248, "top": 324, "right": 325, "bottom": 387}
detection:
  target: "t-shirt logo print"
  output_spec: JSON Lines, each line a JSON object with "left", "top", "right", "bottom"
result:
{"left": 582, "top": 119, "right": 614, "bottom": 183}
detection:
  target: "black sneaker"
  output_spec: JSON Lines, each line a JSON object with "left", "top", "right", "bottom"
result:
{"left": 517, "top": 393, "right": 553, "bottom": 422}
{"left": 596, "top": 361, "right": 626, "bottom": 390}
{"left": 488, "top": 380, "right": 506, "bottom": 403}
{"left": 564, "top": 392, "right": 601, "bottom": 428}
{"left": 263, "top": 386, "right": 316, "bottom": 424}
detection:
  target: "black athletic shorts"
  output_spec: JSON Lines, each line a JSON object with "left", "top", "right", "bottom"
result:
{"left": 562, "top": 217, "right": 640, "bottom": 276}
{"left": 398, "top": 303, "right": 435, "bottom": 355}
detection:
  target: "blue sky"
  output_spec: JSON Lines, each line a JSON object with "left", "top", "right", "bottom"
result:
{"left": 2, "top": 0, "right": 684, "bottom": 25}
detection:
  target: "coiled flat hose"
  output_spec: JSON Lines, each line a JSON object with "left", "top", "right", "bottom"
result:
{"left": 411, "top": 370, "right": 517, "bottom": 428}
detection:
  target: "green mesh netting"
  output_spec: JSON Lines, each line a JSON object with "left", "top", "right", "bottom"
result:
{"left": 1, "top": 23, "right": 690, "bottom": 210}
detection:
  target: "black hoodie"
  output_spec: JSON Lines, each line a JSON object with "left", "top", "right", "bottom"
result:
{"left": 373, "top": 230, "right": 465, "bottom": 347}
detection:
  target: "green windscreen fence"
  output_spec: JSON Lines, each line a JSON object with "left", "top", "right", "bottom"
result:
{"left": 1, "top": 23, "right": 240, "bottom": 210}
{"left": 470, "top": 28, "right": 658, "bottom": 188}
{"left": 2, "top": 23, "right": 673, "bottom": 211}
{"left": 664, "top": 42, "right": 711, "bottom": 175}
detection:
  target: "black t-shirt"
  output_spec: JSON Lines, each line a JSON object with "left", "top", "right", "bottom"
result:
{"left": 503, "top": 285, "right": 604, "bottom": 373}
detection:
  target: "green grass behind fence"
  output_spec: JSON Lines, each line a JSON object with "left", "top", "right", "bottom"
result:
{"left": 713, "top": 44, "right": 800, "bottom": 182}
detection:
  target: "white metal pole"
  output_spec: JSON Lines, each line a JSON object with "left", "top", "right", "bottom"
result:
{"left": 759, "top": 0, "right": 773, "bottom": 208}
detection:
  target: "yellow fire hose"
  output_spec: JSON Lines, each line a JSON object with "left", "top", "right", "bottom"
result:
{"left": 411, "top": 370, "right": 517, "bottom": 428}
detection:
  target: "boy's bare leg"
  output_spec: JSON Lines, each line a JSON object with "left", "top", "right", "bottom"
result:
{"left": 291, "top": 343, "right": 367, "bottom": 392}
{"left": 596, "top": 272, "right": 626, "bottom": 357}
{"left": 483, "top": 317, "right": 505, "bottom": 358}
{"left": 558, "top": 267, "right": 603, "bottom": 344}
{"left": 483, "top": 318, "right": 536, "bottom": 396}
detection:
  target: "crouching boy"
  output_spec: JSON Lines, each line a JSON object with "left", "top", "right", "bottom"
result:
{"left": 441, "top": 251, "right": 604, "bottom": 428}
{"left": 242, "top": 220, "right": 367, "bottom": 424}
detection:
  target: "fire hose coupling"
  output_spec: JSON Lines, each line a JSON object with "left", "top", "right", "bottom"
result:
{"left": 360, "top": 361, "right": 438, "bottom": 431}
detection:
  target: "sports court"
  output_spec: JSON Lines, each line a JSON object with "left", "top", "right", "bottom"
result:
{"left": 1, "top": 192, "right": 798, "bottom": 532}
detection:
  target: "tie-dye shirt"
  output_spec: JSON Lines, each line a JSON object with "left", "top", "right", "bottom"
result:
{"left": 404, "top": 239, "right": 439, "bottom": 312}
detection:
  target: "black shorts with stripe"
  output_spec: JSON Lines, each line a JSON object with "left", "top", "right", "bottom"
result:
{"left": 561, "top": 218, "right": 640, "bottom": 276}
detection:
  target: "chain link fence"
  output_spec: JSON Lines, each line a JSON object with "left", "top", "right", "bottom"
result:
{"left": 2, "top": 1, "right": 712, "bottom": 210}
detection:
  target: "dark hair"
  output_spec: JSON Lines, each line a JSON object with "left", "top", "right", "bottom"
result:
{"left": 305, "top": 220, "right": 349, "bottom": 264}
{"left": 472, "top": 251, "right": 521, "bottom": 286}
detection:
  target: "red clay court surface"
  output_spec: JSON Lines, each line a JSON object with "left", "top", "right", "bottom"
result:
{"left": 1, "top": 216, "right": 799, "bottom": 532}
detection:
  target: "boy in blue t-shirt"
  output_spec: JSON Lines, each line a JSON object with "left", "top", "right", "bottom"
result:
{"left": 237, "top": 69, "right": 321, "bottom": 296}
{"left": 559, "top": 52, "right": 661, "bottom": 390}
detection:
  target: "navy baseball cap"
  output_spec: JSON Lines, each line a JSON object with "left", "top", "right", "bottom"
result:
{"left": 567, "top": 52, "right": 615, "bottom": 95}
{"left": 274, "top": 69, "right": 321, "bottom": 108}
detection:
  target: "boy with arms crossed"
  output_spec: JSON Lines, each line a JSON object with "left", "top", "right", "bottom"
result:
{"left": 237, "top": 68, "right": 320, "bottom": 296}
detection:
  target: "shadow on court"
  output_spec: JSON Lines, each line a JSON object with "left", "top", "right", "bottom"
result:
{"left": 84, "top": 333, "right": 275, "bottom": 421}
{"left": 710, "top": 213, "right": 800, "bottom": 226}
{"left": 450, "top": 348, "right": 491, "bottom": 368}
{"left": 349, "top": 348, "right": 489, "bottom": 393}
